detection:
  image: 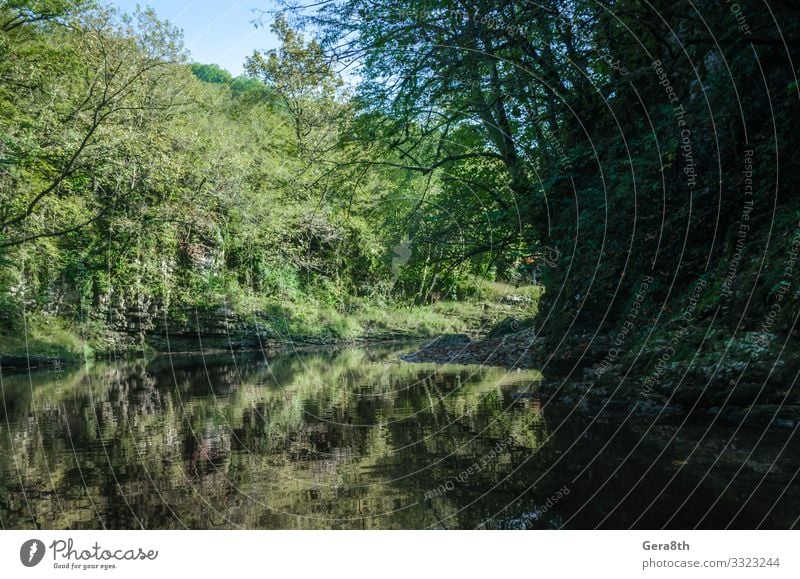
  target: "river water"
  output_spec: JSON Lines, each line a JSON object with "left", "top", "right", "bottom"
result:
{"left": 1, "top": 343, "right": 797, "bottom": 529}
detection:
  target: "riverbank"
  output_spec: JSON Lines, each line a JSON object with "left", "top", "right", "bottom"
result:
{"left": 0, "top": 284, "right": 539, "bottom": 370}
{"left": 403, "top": 324, "right": 800, "bottom": 429}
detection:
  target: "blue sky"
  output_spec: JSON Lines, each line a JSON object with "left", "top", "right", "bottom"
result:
{"left": 109, "top": 1, "right": 280, "bottom": 75}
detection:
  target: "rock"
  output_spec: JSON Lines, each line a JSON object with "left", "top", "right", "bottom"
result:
{"left": 500, "top": 294, "right": 532, "bottom": 306}
{"left": 746, "top": 459, "right": 782, "bottom": 474}
{"left": 486, "top": 316, "right": 535, "bottom": 338}
{"left": 425, "top": 333, "right": 471, "bottom": 347}
{"left": 723, "top": 407, "right": 747, "bottom": 425}
{"left": 750, "top": 404, "right": 800, "bottom": 424}
{"left": 723, "top": 404, "right": 800, "bottom": 427}
{"left": 710, "top": 384, "right": 766, "bottom": 407}
{"left": 671, "top": 386, "right": 713, "bottom": 407}
{"left": 631, "top": 397, "right": 684, "bottom": 416}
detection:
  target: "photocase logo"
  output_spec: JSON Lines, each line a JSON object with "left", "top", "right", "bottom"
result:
{"left": 20, "top": 539, "right": 46, "bottom": 567}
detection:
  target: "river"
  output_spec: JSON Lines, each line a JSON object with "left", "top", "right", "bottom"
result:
{"left": 1, "top": 342, "right": 797, "bottom": 529}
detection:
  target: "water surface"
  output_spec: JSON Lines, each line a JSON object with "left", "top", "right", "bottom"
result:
{"left": 1, "top": 343, "right": 797, "bottom": 529}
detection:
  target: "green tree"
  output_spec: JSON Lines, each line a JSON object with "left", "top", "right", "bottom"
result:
{"left": 0, "top": 4, "right": 186, "bottom": 248}
{"left": 245, "top": 14, "right": 342, "bottom": 149}
{"left": 190, "top": 62, "right": 233, "bottom": 84}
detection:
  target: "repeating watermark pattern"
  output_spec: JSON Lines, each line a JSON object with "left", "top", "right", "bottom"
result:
{"left": 539, "top": 123, "right": 574, "bottom": 174}
{"left": 725, "top": 0, "right": 753, "bottom": 36}
{"left": 652, "top": 59, "right": 697, "bottom": 189}
{"left": 528, "top": 245, "right": 561, "bottom": 285}
{"left": 595, "top": 275, "right": 653, "bottom": 377}
{"left": 496, "top": 486, "right": 571, "bottom": 529}
{"left": 751, "top": 221, "right": 800, "bottom": 347}
{"left": 641, "top": 278, "right": 707, "bottom": 396}
{"left": 593, "top": 47, "right": 629, "bottom": 76}
{"left": 652, "top": 59, "right": 680, "bottom": 106}
{"left": 1, "top": 0, "right": 799, "bottom": 540}
{"left": 721, "top": 149, "right": 755, "bottom": 298}
{"left": 190, "top": 0, "right": 256, "bottom": 46}
{"left": 424, "top": 436, "right": 515, "bottom": 500}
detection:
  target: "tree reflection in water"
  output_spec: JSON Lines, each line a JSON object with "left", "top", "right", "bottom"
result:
{"left": 1, "top": 344, "right": 797, "bottom": 529}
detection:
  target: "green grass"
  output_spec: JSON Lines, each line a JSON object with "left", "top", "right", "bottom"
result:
{"left": 0, "top": 282, "right": 542, "bottom": 357}
{"left": 0, "top": 315, "right": 86, "bottom": 363}
{"left": 353, "top": 302, "right": 473, "bottom": 337}
{"left": 260, "top": 284, "right": 540, "bottom": 342}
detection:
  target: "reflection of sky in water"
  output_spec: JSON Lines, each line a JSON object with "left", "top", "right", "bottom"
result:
{"left": 0, "top": 344, "right": 797, "bottom": 529}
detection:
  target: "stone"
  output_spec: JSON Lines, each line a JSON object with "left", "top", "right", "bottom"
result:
{"left": 710, "top": 384, "right": 766, "bottom": 407}
{"left": 671, "top": 386, "right": 712, "bottom": 407}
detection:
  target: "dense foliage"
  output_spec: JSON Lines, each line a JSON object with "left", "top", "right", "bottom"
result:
{"left": 0, "top": 1, "right": 467, "bottom": 354}
{"left": 284, "top": 0, "right": 800, "bottom": 352}
{"left": 2, "top": 0, "right": 799, "bottom": 379}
